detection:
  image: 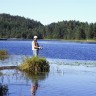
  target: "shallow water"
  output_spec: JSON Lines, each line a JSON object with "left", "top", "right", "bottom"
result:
{"left": 0, "top": 40, "right": 96, "bottom": 96}
{"left": 0, "top": 63, "right": 96, "bottom": 96}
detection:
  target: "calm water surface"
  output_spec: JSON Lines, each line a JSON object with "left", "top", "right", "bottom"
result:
{"left": 0, "top": 40, "right": 96, "bottom": 96}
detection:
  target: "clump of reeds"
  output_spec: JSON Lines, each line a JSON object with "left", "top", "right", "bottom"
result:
{"left": 20, "top": 56, "right": 49, "bottom": 74}
{"left": 0, "top": 50, "right": 9, "bottom": 60}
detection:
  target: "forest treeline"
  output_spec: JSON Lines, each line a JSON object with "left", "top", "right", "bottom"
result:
{"left": 0, "top": 13, "right": 96, "bottom": 40}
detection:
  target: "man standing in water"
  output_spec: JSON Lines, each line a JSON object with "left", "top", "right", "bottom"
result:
{"left": 32, "top": 36, "right": 42, "bottom": 56}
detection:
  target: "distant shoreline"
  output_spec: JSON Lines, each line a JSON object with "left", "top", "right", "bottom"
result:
{"left": 60, "top": 39, "right": 96, "bottom": 43}
{"left": 0, "top": 38, "right": 96, "bottom": 43}
{"left": 43, "top": 39, "right": 96, "bottom": 43}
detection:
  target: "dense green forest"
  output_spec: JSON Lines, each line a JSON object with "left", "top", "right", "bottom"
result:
{"left": 0, "top": 13, "right": 96, "bottom": 40}
{"left": 0, "top": 13, "right": 43, "bottom": 39}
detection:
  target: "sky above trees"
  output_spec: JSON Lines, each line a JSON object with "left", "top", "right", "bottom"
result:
{"left": 0, "top": 0, "right": 96, "bottom": 25}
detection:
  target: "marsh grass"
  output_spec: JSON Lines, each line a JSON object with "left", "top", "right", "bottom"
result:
{"left": 0, "top": 50, "right": 9, "bottom": 60}
{"left": 20, "top": 56, "right": 49, "bottom": 74}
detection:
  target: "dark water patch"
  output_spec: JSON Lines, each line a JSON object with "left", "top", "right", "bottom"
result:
{"left": 0, "top": 83, "right": 8, "bottom": 96}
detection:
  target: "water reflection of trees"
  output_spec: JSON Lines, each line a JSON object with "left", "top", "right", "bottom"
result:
{"left": 0, "top": 71, "right": 8, "bottom": 95}
{"left": 0, "top": 83, "right": 8, "bottom": 96}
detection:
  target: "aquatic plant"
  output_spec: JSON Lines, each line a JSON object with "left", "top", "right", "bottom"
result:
{"left": 20, "top": 56, "right": 50, "bottom": 74}
{"left": 0, "top": 83, "right": 8, "bottom": 96}
{"left": 0, "top": 50, "right": 9, "bottom": 60}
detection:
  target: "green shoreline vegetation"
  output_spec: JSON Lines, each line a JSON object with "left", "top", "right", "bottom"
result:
{"left": 0, "top": 38, "right": 96, "bottom": 43}
{"left": 0, "top": 13, "right": 96, "bottom": 40}
{"left": 61, "top": 39, "right": 96, "bottom": 43}
{"left": 43, "top": 39, "right": 96, "bottom": 43}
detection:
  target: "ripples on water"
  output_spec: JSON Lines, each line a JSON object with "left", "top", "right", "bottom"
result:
{"left": 1, "top": 62, "right": 96, "bottom": 96}
{"left": 0, "top": 40, "right": 96, "bottom": 60}
{"left": 0, "top": 40, "right": 96, "bottom": 96}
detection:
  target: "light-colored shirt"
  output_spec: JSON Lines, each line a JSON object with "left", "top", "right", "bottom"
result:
{"left": 32, "top": 40, "right": 39, "bottom": 50}
{"left": 32, "top": 41, "right": 36, "bottom": 50}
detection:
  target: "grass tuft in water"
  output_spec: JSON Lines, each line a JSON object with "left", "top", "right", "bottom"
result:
{"left": 20, "top": 56, "right": 50, "bottom": 74}
{"left": 0, "top": 50, "right": 9, "bottom": 60}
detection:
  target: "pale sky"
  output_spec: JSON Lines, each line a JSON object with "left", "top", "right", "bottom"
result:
{"left": 0, "top": 0, "right": 96, "bottom": 25}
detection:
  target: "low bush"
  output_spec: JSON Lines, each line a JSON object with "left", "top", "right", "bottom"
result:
{"left": 20, "top": 56, "right": 50, "bottom": 74}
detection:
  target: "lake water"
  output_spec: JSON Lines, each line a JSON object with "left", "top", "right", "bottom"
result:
{"left": 0, "top": 40, "right": 96, "bottom": 60}
{"left": 0, "top": 40, "right": 96, "bottom": 96}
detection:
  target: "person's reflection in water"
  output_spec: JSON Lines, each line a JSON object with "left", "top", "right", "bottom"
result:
{"left": 31, "top": 80, "right": 38, "bottom": 96}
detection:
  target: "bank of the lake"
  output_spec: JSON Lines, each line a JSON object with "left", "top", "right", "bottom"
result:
{"left": 1, "top": 38, "right": 96, "bottom": 43}
{"left": 43, "top": 39, "right": 96, "bottom": 43}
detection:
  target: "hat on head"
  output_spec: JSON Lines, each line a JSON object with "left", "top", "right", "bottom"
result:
{"left": 34, "top": 36, "right": 38, "bottom": 39}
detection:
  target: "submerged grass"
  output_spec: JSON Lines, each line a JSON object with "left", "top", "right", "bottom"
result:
{"left": 20, "top": 56, "right": 50, "bottom": 74}
{"left": 0, "top": 50, "right": 9, "bottom": 60}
